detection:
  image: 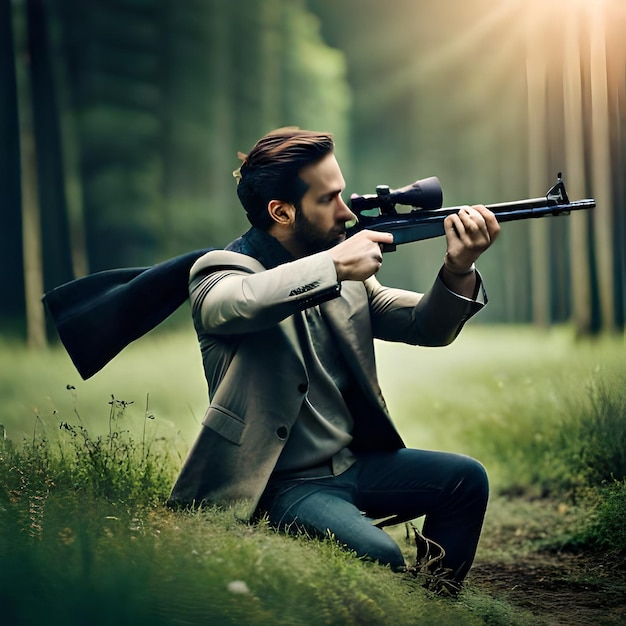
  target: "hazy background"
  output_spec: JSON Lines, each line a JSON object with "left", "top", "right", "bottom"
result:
{"left": 1, "top": 0, "right": 624, "bottom": 348}
{"left": 1, "top": 8, "right": 625, "bottom": 622}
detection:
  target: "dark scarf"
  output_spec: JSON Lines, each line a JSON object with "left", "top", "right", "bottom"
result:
{"left": 43, "top": 228, "right": 294, "bottom": 380}
{"left": 226, "top": 227, "right": 294, "bottom": 269}
{"left": 43, "top": 248, "right": 213, "bottom": 379}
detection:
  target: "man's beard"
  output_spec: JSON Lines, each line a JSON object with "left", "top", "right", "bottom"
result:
{"left": 293, "top": 209, "right": 344, "bottom": 255}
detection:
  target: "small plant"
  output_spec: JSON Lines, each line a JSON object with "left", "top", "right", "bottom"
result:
{"left": 0, "top": 390, "right": 179, "bottom": 515}
{"left": 462, "top": 370, "right": 626, "bottom": 498}
{"left": 580, "top": 480, "right": 626, "bottom": 554}
{"left": 572, "top": 377, "right": 626, "bottom": 486}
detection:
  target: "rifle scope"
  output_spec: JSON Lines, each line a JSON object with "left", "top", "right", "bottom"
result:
{"left": 349, "top": 176, "right": 443, "bottom": 215}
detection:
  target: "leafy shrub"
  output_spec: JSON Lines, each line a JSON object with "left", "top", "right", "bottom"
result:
{"left": 0, "top": 394, "right": 178, "bottom": 509}
{"left": 465, "top": 371, "right": 626, "bottom": 498}
{"left": 565, "top": 376, "right": 626, "bottom": 487}
{"left": 580, "top": 480, "right": 626, "bottom": 553}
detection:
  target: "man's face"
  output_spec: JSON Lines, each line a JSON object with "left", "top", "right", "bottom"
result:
{"left": 292, "top": 153, "right": 356, "bottom": 255}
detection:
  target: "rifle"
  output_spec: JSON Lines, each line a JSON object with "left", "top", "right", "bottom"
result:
{"left": 347, "top": 173, "right": 595, "bottom": 252}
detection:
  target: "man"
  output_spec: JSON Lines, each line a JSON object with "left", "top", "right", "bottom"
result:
{"left": 168, "top": 127, "right": 500, "bottom": 590}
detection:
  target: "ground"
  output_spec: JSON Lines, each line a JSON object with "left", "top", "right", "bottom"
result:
{"left": 465, "top": 496, "right": 626, "bottom": 626}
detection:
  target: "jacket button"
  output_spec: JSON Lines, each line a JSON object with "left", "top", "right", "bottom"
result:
{"left": 276, "top": 426, "right": 289, "bottom": 440}
{"left": 297, "top": 382, "right": 308, "bottom": 393}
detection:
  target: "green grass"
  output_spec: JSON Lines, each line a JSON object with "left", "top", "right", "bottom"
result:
{"left": 376, "top": 325, "right": 625, "bottom": 494}
{"left": 0, "top": 424, "right": 525, "bottom": 625}
{"left": 0, "top": 326, "right": 208, "bottom": 446}
{"left": 0, "top": 325, "right": 624, "bottom": 624}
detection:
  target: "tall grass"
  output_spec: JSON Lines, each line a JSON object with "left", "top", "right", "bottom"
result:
{"left": 1, "top": 397, "right": 176, "bottom": 505}
{"left": 448, "top": 368, "right": 626, "bottom": 499}
{"left": 376, "top": 325, "right": 626, "bottom": 551}
{"left": 0, "top": 409, "right": 530, "bottom": 626}
{"left": 0, "top": 329, "right": 207, "bottom": 445}
{"left": 584, "top": 479, "right": 626, "bottom": 553}
{"left": 376, "top": 326, "right": 625, "bottom": 488}
{"left": 0, "top": 325, "right": 624, "bottom": 624}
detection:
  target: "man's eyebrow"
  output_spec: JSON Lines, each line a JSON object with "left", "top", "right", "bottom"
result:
{"left": 318, "top": 188, "right": 343, "bottom": 201}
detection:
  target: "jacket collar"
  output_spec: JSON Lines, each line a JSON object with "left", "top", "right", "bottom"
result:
{"left": 227, "top": 228, "right": 383, "bottom": 406}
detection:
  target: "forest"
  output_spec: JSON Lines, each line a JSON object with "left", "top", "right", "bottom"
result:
{"left": 1, "top": 3, "right": 625, "bottom": 624}
{"left": 1, "top": 0, "right": 624, "bottom": 347}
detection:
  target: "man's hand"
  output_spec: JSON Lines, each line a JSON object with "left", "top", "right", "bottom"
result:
{"left": 441, "top": 205, "right": 500, "bottom": 297}
{"left": 329, "top": 230, "right": 393, "bottom": 282}
{"left": 443, "top": 205, "right": 500, "bottom": 273}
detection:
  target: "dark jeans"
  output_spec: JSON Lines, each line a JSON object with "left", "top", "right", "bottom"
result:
{"left": 257, "top": 448, "right": 489, "bottom": 581}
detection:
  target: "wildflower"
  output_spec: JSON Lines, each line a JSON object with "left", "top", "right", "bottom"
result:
{"left": 227, "top": 580, "right": 250, "bottom": 595}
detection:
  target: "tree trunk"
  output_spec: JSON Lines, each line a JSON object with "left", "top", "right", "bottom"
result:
{"left": 0, "top": 0, "right": 26, "bottom": 330}
{"left": 26, "top": 0, "right": 74, "bottom": 293}
{"left": 563, "top": 9, "right": 593, "bottom": 336}
{"left": 12, "top": 0, "right": 47, "bottom": 348}
{"left": 608, "top": 22, "right": 625, "bottom": 332}
{"left": 588, "top": 4, "right": 616, "bottom": 333}
{"left": 526, "top": 10, "right": 550, "bottom": 328}
{"left": 20, "top": 128, "right": 47, "bottom": 350}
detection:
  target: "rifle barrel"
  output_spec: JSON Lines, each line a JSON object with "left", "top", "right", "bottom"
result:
{"left": 347, "top": 198, "right": 596, "bottom": 248}
{"left": 486, "top": 198, "right": 596, "bottom": 222}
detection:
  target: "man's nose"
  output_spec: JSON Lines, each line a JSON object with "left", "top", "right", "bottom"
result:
{"left": 338, "top": 196, "right": 357, "bottom": 222}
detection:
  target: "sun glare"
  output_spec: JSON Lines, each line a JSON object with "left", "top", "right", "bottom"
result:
{"left": 524, "top": 0, "right": 625, "bottom": 17}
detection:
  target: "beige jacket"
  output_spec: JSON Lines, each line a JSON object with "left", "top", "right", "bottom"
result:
{"left": 168, "top": 247, "right": 484, "bottom": 518}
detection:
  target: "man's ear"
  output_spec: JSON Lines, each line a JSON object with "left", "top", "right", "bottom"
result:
{"left": 268, "top": 200, "right": 296, "bottom": 226}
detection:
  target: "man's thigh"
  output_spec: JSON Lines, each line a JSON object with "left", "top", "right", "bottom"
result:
{"left": 349, "top": 448, "right": 484, "bottom": 522}
{"left": 260, "top": 479, "right": 406, "bottom": 568}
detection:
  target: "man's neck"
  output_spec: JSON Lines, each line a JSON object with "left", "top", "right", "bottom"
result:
{"left": 267, "top": 223, "right": 306, "bottom": 259}
{"left": 226, "top": 227, "right": 295, "bottom": 269}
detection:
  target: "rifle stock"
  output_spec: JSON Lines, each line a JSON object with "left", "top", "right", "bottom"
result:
{"left": 347, "top": 173, "right": 595, "bottom": 252}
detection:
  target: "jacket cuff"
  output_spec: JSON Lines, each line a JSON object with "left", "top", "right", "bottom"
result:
{"left": 281, "top": 251, "right": 342, "bottom": 308}
{"left": 428, "top": 266, "right": 488, "bottom": 329}
{"left": 437, "top": 266, "right": 488, "bottom": 309}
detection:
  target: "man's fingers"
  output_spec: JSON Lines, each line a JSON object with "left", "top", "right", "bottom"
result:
{"left": 450, "top": 206, "right": 493, "bottom": 244}
{"left": 443, "top": 204, "right": 500, "bottom": 272}
{"left": 460, "top": 206, "right": 489, "bottom": 240}
{"left": 361, "top": 229, "right": 394, "bottom": 245}
{"left": 471, "top": 204, "right": 501, "bottom": 241}
{"left": 331, "top": 229, "right": 392, "bottom": 281}
{"left": 444, "top": 213, "right": 462, "bottom": 237}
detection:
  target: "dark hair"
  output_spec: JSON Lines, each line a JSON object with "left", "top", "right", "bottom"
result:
{"left": 234, "top": 127, "right": 334, "bottom": 229}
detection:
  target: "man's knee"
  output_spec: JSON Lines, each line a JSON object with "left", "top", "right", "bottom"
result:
{"left": 355, "top": 528, "right": 406, "bottom": 570}
{"left": 454, "top": 456, "right": 489, "bottom": 505}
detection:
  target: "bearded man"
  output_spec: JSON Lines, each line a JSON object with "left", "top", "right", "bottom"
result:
{"left": 168, "top": 127, "right": 500, "bottom": 592}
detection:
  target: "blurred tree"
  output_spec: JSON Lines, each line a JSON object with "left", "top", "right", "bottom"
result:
{"left": 0, "top": 0, "right": 25, "bottom": 332}
{"left": 55, "top": 0, "right": 164, "bottom": 271}
{"left": 526, "top": 8, "right": 551, "bottom": 329}
{"left": 25, "top": 0, "right": 74, "bottom": 293}
{"left": 563, "top": 8, "right": 593, "bottom": 336}
{"left": 156, "top": 0, "right": 225, "bottom": 258}
{"left": 4, "top": 0, "right": 622, "bottom": 338}
{"left": 48, "top": 0, "right": 349, "bottom": 273}
{"left": 308, "top": 0, "right": 624, "bottom": 333}
{"left": 588, "top": 4, "right": 616, "bottom": 333}
{"left": 609, "top": 23, "right": 626, "bottom": 330}
{"left": 8, "top": 0, "right": 74, "bottom": 347}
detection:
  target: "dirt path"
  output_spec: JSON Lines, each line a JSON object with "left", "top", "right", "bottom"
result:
{"left": 470, "top": 553, "right": 626, "bottom": 626}
{"left": 467, "top": 497, "right": 626, "bottom": 626}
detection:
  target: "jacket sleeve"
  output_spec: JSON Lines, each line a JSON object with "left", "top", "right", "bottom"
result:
{"left": 366, "top": 267, "right": 487, "bottom": 346}
{"left": 189, "top": 249, "right": 341, "bottom": 335}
